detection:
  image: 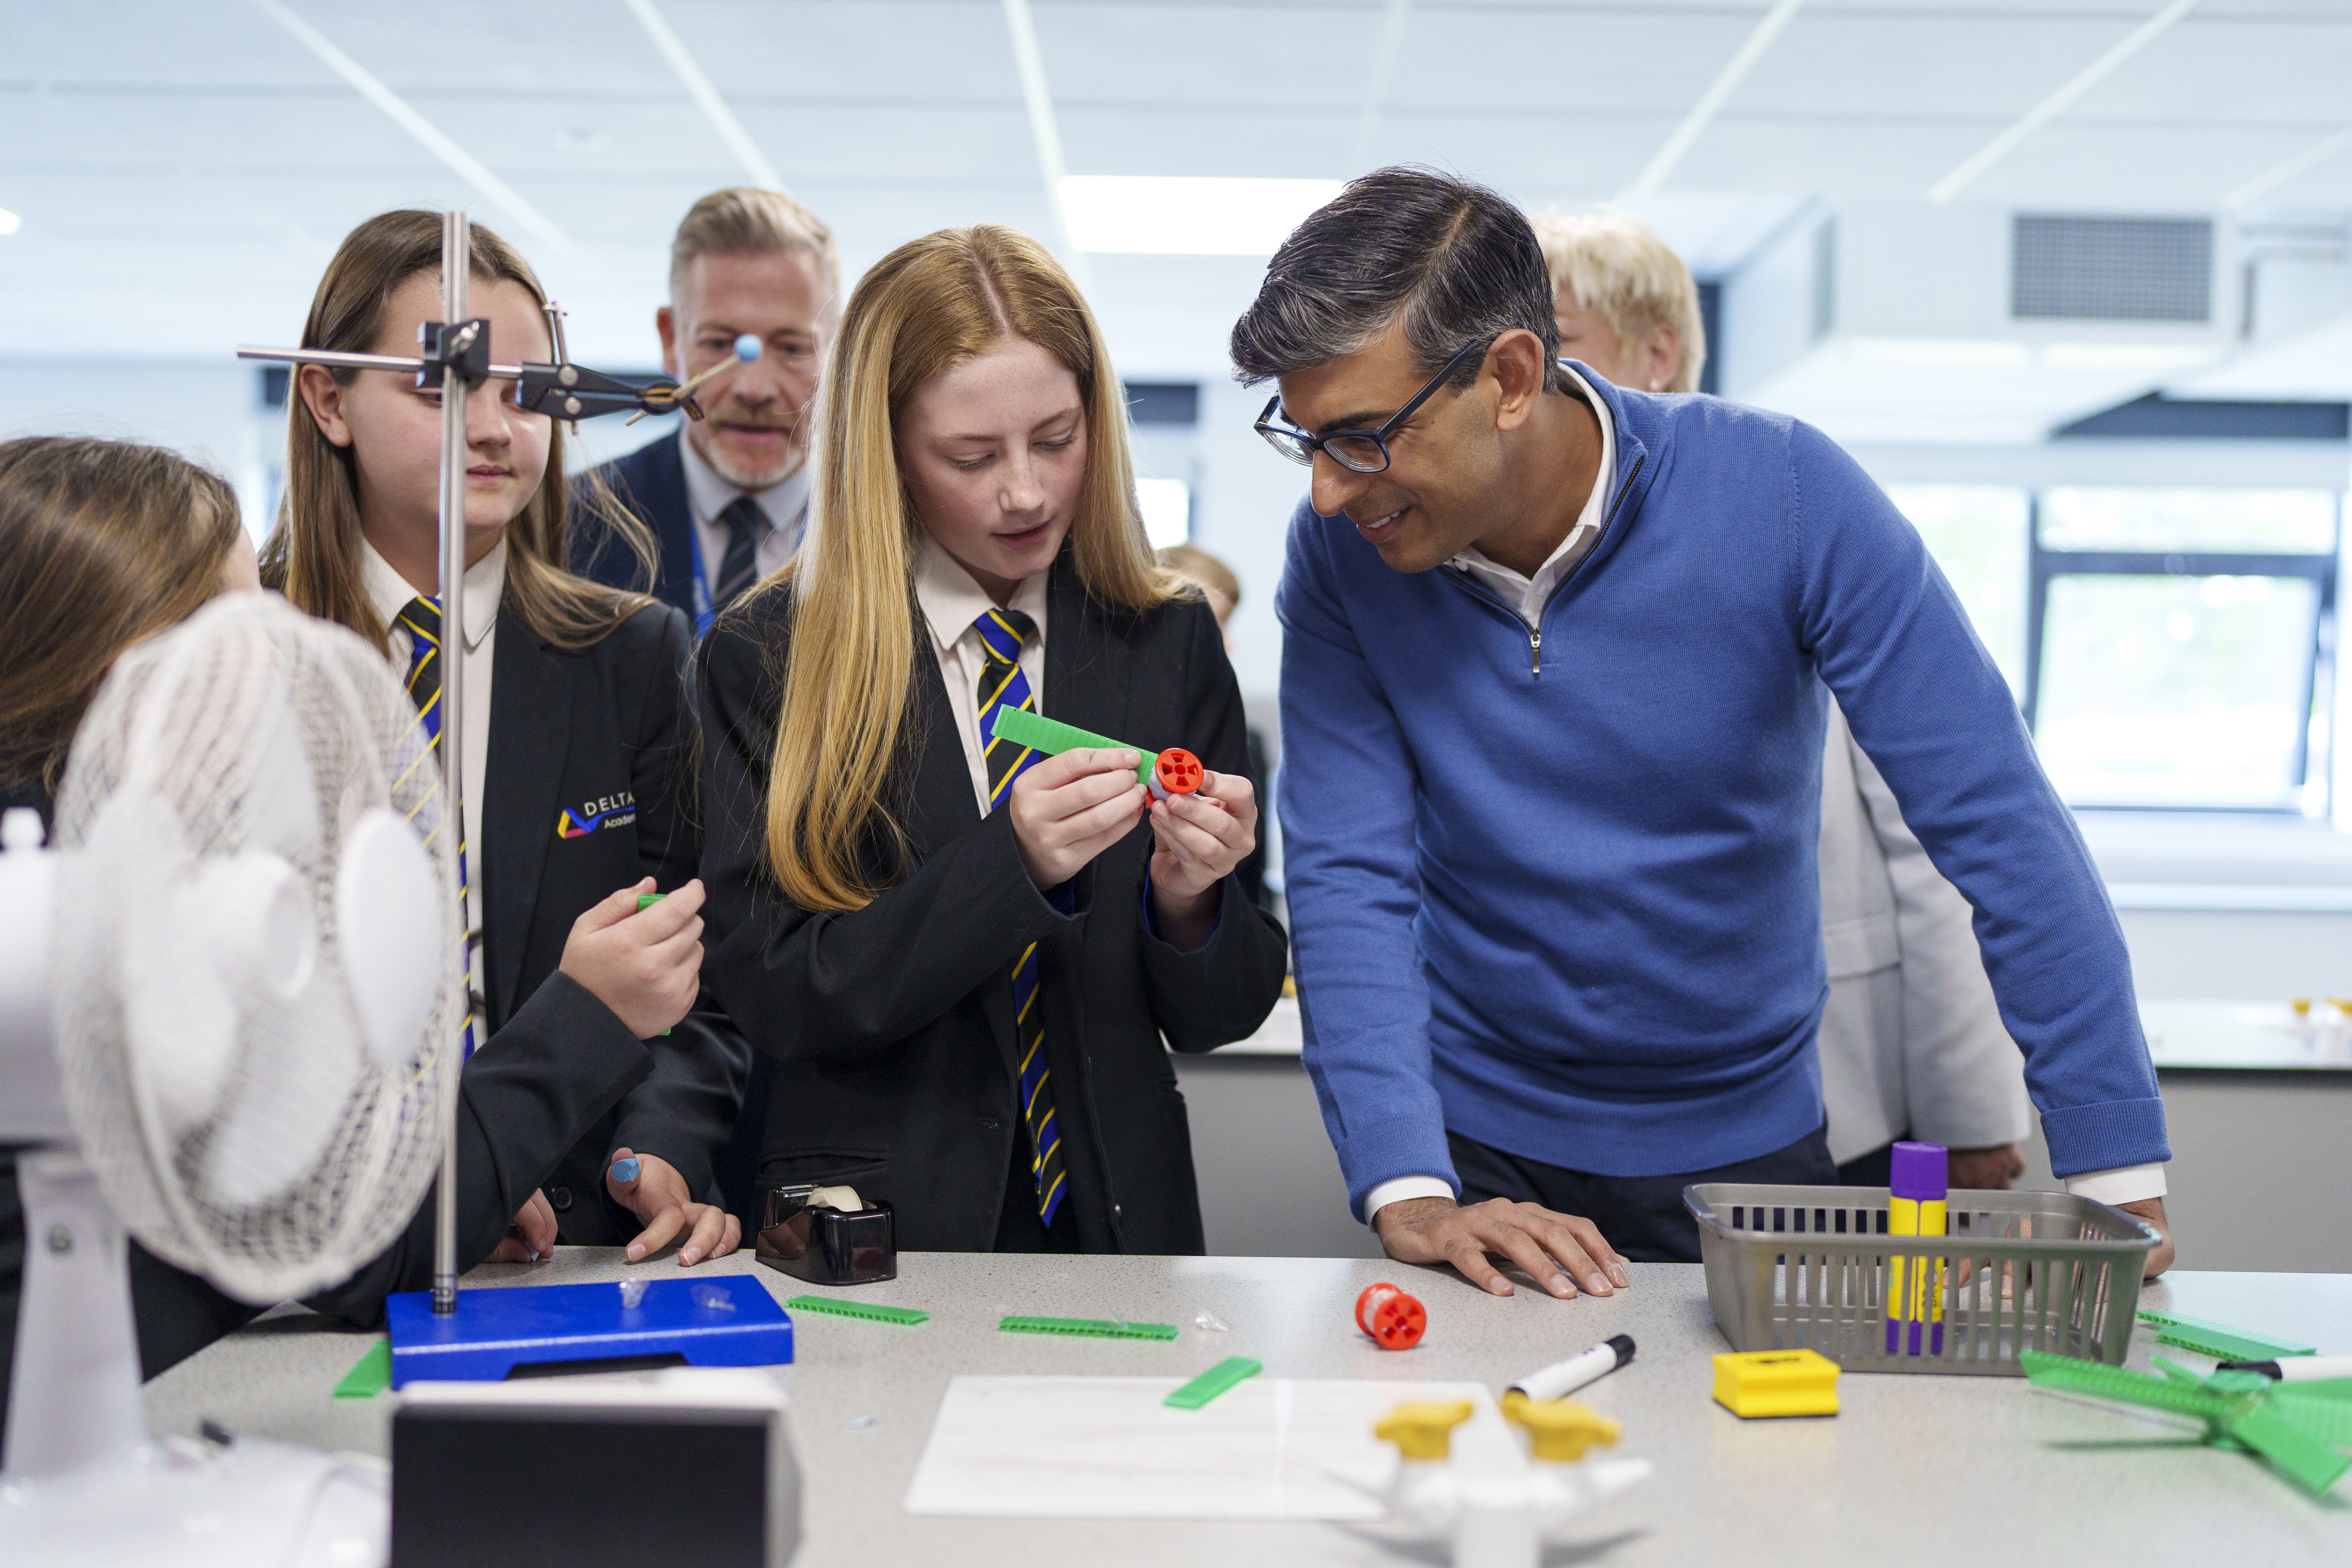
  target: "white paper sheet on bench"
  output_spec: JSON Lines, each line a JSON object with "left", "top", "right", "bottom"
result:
{"left": 903, "top": 1375, "right": 1505, "bottom": 1520}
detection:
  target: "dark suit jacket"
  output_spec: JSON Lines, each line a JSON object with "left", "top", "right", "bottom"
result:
{"left": 477, "top": 598, "right": 750, "bottom": 1244}
{"left": 570, "top": 435, "right": 775, "bottom": 1230}
{"left": 697, "top": 558, "right": 1290, "bottom": 1255}
{"left": 575, "top": 432, "right": 696, "bottom": 620}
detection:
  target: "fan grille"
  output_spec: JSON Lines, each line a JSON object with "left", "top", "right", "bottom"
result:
{"left": 52, "top": 594, "right": 460, "bottom": 1303}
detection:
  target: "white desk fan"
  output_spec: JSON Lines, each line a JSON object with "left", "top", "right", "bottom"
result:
{"left": 0, "top": 591, "right": 460, "bottom": 1567}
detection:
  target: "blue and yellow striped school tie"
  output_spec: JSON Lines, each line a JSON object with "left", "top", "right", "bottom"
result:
{"left": 976, "top": 607, "right": 1066, "bottom": 1228}
{"left": 396, "top": 595, "right": 478, "bottom": 1057}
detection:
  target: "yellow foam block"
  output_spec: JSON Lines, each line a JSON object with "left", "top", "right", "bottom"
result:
{"left": 1711, "top": 1349, "right": 1841, "bottom": 1418}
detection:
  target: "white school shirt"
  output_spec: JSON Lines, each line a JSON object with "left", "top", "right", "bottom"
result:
{"left": 678, "top": 426, "right": 811, "bottom": 591}
{"left": 1362, "top": 369, "right": 2163, "bottom": 1223}
{"left": 1442, "top": 360, "right": 1616, "bottom": 628}
{"left": 363, "top": 536, "right": 501, "bottom": 1025}
{"left": 912, "top": 535, "right": 1050, "bottom": 817}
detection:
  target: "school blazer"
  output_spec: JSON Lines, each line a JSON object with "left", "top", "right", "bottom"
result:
{"left": 574, "top": 435, "right": 697, "bottom": 620}
{"left": 477, "top": 596, "right": 752, "bottom": 1243}
{"left": 696, "top": 562, "right": 1291, "bottom": 1255}
{"left": 1816, "top": 697, "right": 2031, "bottom": 1164}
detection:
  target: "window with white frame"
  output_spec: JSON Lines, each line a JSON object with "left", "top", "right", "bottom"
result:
{"left": 1888, "top": 485, "right": 2342, "bottom": 816}
{"left": 1886, "top": 485, "right": 2030, "bottom": 697}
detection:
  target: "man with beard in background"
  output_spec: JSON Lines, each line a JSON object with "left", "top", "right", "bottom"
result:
{"left": 578, "top": 187, "right": 838, "bottom": 636}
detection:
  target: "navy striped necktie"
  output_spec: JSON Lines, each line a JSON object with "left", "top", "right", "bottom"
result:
{"left": 396, "top": 595, "right": 478, "bottom": 1056}
{"left": 713, "top": 495, "right": 765, "bottom": 610}
{"left": 976, "top": 606, "right": 1065, "bottom": 1227}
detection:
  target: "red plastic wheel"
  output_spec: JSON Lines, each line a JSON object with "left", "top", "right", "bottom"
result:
{"left": 1153, "top": 748, "right": 1204, "bottom": 797}
{"left": 1355, "top": 1281, "right": 1427, "bottom": 1350}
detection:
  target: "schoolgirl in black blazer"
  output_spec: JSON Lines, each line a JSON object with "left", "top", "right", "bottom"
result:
{"left": 267, "top": 211, "right": 749, "bottom": 1263}
{"left": 698, "top": 225, "right": 1288, "bottom": 1255}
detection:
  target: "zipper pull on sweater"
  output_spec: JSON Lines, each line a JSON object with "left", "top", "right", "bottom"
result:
{"left": 1529, "top": 625, "right": 1542, "bottom": 675}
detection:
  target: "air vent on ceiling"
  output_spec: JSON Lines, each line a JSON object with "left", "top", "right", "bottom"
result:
{"left": 2011, "top": 214, "right": 2212, "bottom": 323}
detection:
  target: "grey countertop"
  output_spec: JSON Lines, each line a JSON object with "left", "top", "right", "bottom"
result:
{"left": 144, "top": 1250, "right": 2352, "bottom": 1565}
{"left": 1213, "top": 997, "right": 2352, "bottom": 1073}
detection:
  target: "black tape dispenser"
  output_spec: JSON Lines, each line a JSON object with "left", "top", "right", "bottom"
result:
{"left": 755, "top": 1185, "right": 896, "bottom": 1286}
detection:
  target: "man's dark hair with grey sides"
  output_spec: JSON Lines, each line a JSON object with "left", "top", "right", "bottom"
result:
{"left": 1229, "top": 166, "right": 1559, "bottom": 395}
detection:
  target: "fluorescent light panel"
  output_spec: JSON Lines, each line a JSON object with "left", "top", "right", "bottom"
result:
{"left": 2226, "top": 127, "right": 2352, "bottom": 211}
{"left": 0, "top": 207, "right": 20, "bottom": 236}
{"left": 622, "top": 0, "right": 783, "bottom": 192}
{"left": 1927, "top": 0, "right": 2204, "bottom": 205}
{"left": 250, "top": 0, "right": 579, "bottom": 261}
{"left": 1617, "top": 0, "right": 1804, "bottom": 202}
{"left": 1062, "top": 177, "right": 1342, "bottom": 256}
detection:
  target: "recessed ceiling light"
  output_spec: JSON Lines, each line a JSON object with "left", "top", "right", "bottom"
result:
{"left": 1061, "top": 176, "right": 1341, "bottom": 256}
{"left": 0, "top": 208, "right": 21, "bottom": 236}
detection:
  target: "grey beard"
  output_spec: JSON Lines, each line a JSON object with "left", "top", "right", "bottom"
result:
{"left": 692, "top": 424, "right": 807, "bottom": 491}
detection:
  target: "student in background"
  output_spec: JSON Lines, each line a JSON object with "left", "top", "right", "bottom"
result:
{"left": 269, "top": 210, "right": 749, "bottom": 1265}
{"left": 578, "top": 187, "right": 838, "bottom": 636}
{"left": 699, "top": 225, "right": 1289, "bottom": 1254}
{"left": 0, "top": 435, "right": 701, "bottom": 1448}
{"left": 1156, "top": 542, "right": 1274, "bottom": 917}
{"left": 1529, "top": 212, "right": 2032, "bottom": 1192}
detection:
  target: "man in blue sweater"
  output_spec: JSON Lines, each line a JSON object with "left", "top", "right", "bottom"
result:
{"left": 1234, "top": 169, "right": 2173, "bottom": 1300}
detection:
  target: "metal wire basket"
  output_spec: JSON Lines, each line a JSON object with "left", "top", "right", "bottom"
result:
{"left": 1685, "top": 1182, "right": 2161, "bottom": 1376}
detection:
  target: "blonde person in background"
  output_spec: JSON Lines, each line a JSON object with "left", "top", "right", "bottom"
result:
{"left": 1158, "top": 543, "right": 1274, "bottom": 916}
{"left": 1530, "top": 212, "right": 2032, "bottom": 1191}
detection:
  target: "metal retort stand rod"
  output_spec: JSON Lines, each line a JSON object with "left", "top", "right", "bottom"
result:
{"left": 236, "top": 213, "right": 715, "bottom": 1316}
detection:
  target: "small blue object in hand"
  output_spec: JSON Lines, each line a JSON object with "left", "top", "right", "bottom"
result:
{"left": 609, "top": 1157, "right": 642, "bottom": 1183}
{"left": 733, "top": 333, "right": 761, "bottom": 362}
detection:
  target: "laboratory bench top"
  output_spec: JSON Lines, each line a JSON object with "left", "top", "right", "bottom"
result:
{"left": 1215, "top": 997, "right": 2352, "bottom": 1073}
{"left": 145, "top": 1249, "right": 2352, "bottom": 1566}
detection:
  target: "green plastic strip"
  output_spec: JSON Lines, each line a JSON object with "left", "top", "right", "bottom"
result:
{"left": 999, "top": 1315, "right": 1180, "bottom": 1342}
{"left": 333, "top": 1338, "right": 393, "bottom": 1400}
{"left": 2136, "top": 1309, "right": 2317, "bottom": 1362}
{"left": 2228, "top": 1400, "right": 2352, "bottom": 1497}
{"left": 988, "top": 707, "right": 1156, "bottom": 785}
{"left": 1165, "top": 1356, "right": 1262, "bottom": 1410}
{"left": 2019, "top": 1350, "right": 2230, "bottom": 1422}
{"left": 2270, "top": 1382, "right": 2352, "bottom": 1447}
{"left": 784, "top": 1294, "right": 929, "bottom": 1326}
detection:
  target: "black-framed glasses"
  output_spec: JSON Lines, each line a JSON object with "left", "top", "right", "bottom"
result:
{"left": 1252, "top": 340, "right": 1488, "bottom": 474}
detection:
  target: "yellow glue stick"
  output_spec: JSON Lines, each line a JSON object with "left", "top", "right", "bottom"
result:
{"left": 1886, "top": 1140, "right": 1947, "bottom": 1356}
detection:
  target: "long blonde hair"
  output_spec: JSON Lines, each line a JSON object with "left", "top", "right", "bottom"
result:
{"left": 765, "top": 224, "right": 1180, "bottom": 912}
{"left": 261, "top": 209, "right": 654, "bottom": 652}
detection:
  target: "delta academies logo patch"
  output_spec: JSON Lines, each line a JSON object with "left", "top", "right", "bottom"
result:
{"left": 556, "top": 791, "right": 637, "bottom": 840}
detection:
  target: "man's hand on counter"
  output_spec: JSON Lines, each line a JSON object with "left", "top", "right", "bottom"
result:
{"left": 2118, "top": 1196, "right": 2174, "bottom": 1279}
{"left": 1373, "top": 1195, "right": 1630, "bottom": 1300}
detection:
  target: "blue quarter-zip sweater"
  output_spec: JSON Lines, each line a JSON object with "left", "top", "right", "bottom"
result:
{"left": 1276, "top": 375, "right": 2167, "bottom": 1218}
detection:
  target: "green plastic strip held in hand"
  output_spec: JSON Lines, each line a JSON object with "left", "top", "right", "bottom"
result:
{"left": 987, "top": 706, "right": 1158, "bottom": 786}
